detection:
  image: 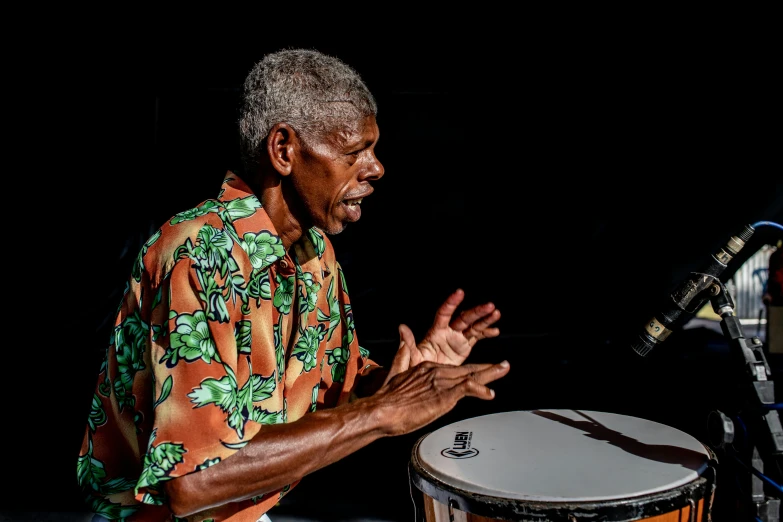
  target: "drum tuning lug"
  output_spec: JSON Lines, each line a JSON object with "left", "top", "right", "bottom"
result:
{"left": 707, "top": 410, "right": 735, "bottom": 448}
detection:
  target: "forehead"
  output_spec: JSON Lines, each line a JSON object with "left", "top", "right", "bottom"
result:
{"left": 326, "top": 115, "right": 379, "bottom": 148}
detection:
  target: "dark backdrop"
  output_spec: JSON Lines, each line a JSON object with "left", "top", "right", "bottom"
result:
{"left": 16, "top": 25, "right": 783, "bottom": 520}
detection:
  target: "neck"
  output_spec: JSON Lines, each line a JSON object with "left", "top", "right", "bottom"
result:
{"left": 255, "top": 172, "right": 304, "bottom": 252}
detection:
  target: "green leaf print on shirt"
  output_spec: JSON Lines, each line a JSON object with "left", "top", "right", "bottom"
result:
{"left": 219, "top": 196, "right": 263, "bottom": 246}
{"left": 292, "top": 324, "right": 327, "bottom": 373}
{"left": 167, "top": 194, "right": 260, "bottom": 260}
{"left": 245, "top": 269, "right": 271, "bottom": 311}
{"left": 251, "top": 408, "right": 284, "bottom": 425}
{"left": 131, "top": 228, "right": 161, "bottom": 283}
{"left": 223, "top": 195, "right": 262, "bottom": 220}
{"left": 235, "top": 320, "right": 252, "bottom": 355}
{"left": 170, "top": 200, "right": 223, "bottom": 225}
{"left": 161, "top": 310, "right": 221, "bottom": 366}
{"left": 87, "top": 393, "right": 107, "bottom": 432}
{"left": 316, "top": 276, "right": 340, "bottom": 341}
{"left": 137, "top": 429, "right": 186, "bottom": 496}
{"left": 177, "top": 225, "right": 238, "bottom": 279}
{"left": 153, "top": 375, "right": 173, "bottom": 409}
{"left": 326, "top": 346, "right": 350, "bottom": 383}
{"left": 274, "top": 273, "right": 296, "bottom": 314}
{"left": 83, "top": 493, "right": 139, "bottom": 520}
{"left": 77, "top": 451, "right": 140, "bottom": 520}
{"left": 307, "top": 228, "right": 325, "bottom": 258}
{"left": 342, "top": 302, "right": 355, "bottom": 347}
{"left": 274, "top": 315, "right": 285, "bottom": 381}
{"left": 240, "top": 230, "right": 286, "bottom": 271}
{"left": 77, "top": 439, "right": 106, "bottom": 492}
{"left": 172, "top": 225, "right": 240, "bottom": 323}
{"left": 297, "top": 271, "right": 321, "bottom": 315}
{"left": 336, "top": 268, "right": 356, "bottom": 344}
{"left": 196, "top": 458, "right": 221, "bottom": 470}
{"left": 97, "top": 356, "right": 111, "bottom": 397}
{"left": 195, "top": 267, "right": 230, "bottom": 323}
{"left": 310, "top": 383, "right": 319, "bottom": 412}
{"left": 188, "top": 362, "right": 278, "bottom": 439}
{"left": 338, "top": 265, "right": 350, "bottom": 294}
{"left": 112, "top": 311, "right": 149, "bottom": 412}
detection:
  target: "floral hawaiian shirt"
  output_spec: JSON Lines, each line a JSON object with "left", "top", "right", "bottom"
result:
{"left": 77, "top": 172, "right": 378, "bottom": 521}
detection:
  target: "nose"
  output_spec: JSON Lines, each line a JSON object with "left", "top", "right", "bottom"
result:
{"left": 361, "top": 153, "right": 384, "bottom": 181}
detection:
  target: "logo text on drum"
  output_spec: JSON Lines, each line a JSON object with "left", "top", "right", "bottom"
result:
{"left": 441, "top": 431, "right": 479, "bottom": 459}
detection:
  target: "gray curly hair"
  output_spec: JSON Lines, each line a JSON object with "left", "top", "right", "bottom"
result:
{"left": 238, "top": 48, "right": 378, "bottom": 170}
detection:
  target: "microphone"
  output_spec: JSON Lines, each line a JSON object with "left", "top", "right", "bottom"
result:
{"left": 631, "top": 223, "right": 756, "bottom": 357}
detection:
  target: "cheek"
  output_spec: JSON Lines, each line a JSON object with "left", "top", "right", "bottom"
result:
{"left": 327, "top": 170, "right": 354, "bottom": 201}
{"left": 309, "top": 178, "right": 348, "bottom": 217}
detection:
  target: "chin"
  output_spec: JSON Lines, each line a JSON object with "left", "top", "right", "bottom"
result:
{"left": 323, "top": 224, "right": 347, "bottom": 236}
{"left": 314, "top": 220, "right": 347, "bottom": 236}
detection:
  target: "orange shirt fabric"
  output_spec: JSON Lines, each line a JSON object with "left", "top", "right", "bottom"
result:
{"left": 77, "top": 172, "right": 378, "bottom": 521}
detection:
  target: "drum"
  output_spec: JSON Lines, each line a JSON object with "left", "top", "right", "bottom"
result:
{"left": 409, "top": 410, "right": 716, "bottom": 522}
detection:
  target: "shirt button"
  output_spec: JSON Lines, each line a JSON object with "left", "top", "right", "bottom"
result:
{"left": 279, "top": 259, "right": 289, "bottom": 269}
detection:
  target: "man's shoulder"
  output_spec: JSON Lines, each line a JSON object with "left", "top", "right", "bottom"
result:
{"left": 138, "top": 200, "right": 240, "bottom": 271}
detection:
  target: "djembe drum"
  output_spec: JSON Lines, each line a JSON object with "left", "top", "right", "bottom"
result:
{"left": 409, "top": 409, "right": 716, "bottom": 522}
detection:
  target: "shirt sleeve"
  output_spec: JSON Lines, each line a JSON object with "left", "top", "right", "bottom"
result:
{"left": 134, "top": 222, "right": 284, "bottom": 508}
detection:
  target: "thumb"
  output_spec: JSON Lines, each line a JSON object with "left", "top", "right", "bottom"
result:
{"left": 384, "top": 324, "right": 414, "bottom": 385}
{"left": 398, "top": 323, "right": 417, "bottom": 348}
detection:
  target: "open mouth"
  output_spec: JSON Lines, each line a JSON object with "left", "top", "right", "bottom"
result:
{"left": 342, "top": 197, "right": 364, "bottom": 222}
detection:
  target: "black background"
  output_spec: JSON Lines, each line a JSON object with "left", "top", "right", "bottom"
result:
{"left": 12, "top": 16, "right": 783, "bottom": 521}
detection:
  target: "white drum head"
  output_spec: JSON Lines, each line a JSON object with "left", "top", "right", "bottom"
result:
{"left": 415, "top": 409, "right": 710, "bottom": 503}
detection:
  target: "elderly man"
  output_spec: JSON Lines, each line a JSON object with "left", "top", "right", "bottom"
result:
{"left": 77, "top": 48, "right": 509, "bottom": 521}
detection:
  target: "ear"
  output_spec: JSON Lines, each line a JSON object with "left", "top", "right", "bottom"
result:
{"left": 266, "top": 123, "right": 297, "bottom": 176}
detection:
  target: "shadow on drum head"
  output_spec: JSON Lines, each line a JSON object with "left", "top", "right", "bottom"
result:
{"left": 531, "top": 410, "right": 708, "bottom": 472}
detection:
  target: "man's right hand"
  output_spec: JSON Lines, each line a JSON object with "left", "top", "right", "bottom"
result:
{"left": 368, "top": 359, "right": 510, "bottom": 436}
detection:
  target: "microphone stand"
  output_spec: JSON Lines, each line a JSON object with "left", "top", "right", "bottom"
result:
{"left": 706, "top": 279, "right": 783, "bottom": 522}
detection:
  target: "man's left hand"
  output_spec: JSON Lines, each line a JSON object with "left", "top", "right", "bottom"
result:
{"left": 386, "top": 289, "right": 501, "bottom": 381}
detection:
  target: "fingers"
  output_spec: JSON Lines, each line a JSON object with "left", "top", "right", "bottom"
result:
{"left": 430, "top": 289, "right": 466, "bottom": 329}
{"left": 433, "top": 289, "right": 502, "bottom": 338}
{"left": 462, "top": 309, "right": 502, "bottom": 344}
{"left": 437, "top": 360, "right": 510, "bottom": 390}
{"left": 450, "top": 303, "right": 500, "bottom": 334}
{"left": 412, "top": 360, "right": 510, "bottom": 400}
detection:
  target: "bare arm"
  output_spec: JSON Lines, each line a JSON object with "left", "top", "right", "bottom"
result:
{"left": 165, "top": 394, "right": 383, "bottom": 517}
{"left": 165, "top": 360, "right": 510, "bottom": 517}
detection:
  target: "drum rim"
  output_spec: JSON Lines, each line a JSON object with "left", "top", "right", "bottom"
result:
{"left": 410, "top": 433, "right": 717, "bottom": 521}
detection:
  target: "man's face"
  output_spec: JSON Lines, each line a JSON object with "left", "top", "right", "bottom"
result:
{"left": 291, "top": 115, "right": 384, "bottom": 235}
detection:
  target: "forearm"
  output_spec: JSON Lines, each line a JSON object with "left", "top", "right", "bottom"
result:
{"left": 165, "top": 395, "right": 388, "bottom": 517}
